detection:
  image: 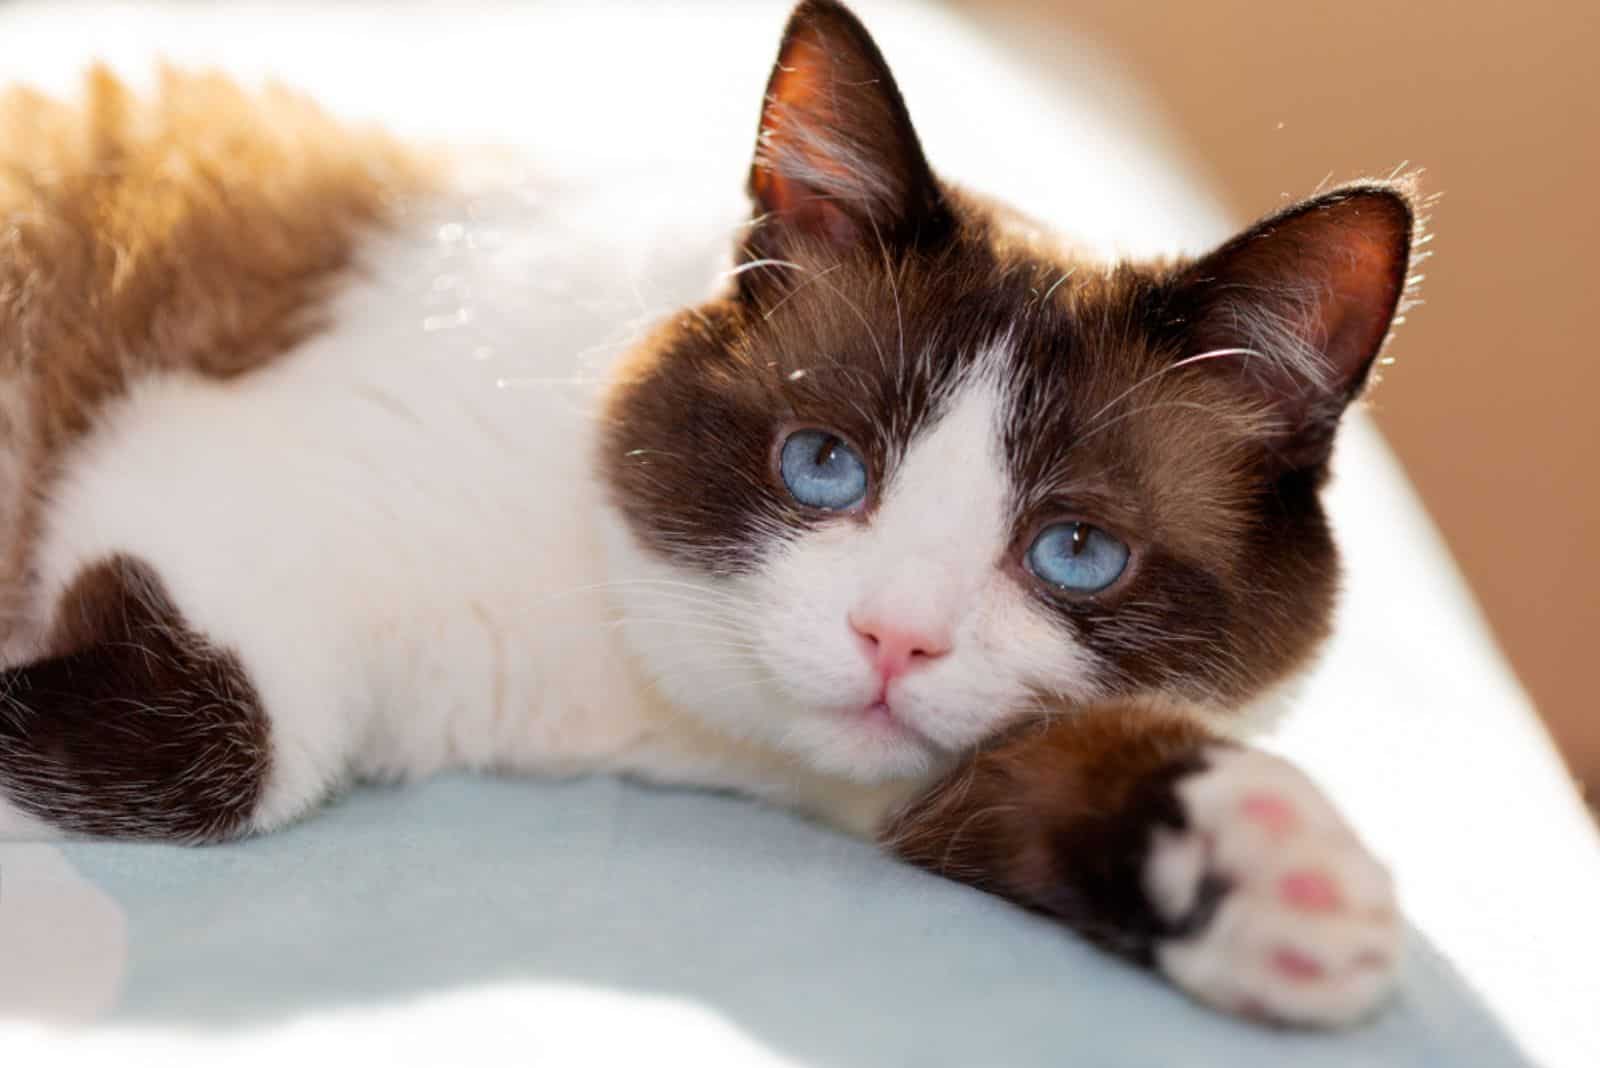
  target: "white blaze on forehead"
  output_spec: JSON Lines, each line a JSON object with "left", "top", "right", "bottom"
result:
{"left": 852, "top": 371, "right": 1010, "bottom": 626}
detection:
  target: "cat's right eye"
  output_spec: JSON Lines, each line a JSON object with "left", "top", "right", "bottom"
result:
{"left": 778, "top": 429, "right": 869, "bottom": 511}
{"left": 1026, "top": 521, "right": 1129, "bottom": 594}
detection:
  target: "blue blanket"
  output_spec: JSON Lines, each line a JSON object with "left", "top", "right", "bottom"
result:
{"left": 4, "top": 774, "right": 1531, "bottom": 1066}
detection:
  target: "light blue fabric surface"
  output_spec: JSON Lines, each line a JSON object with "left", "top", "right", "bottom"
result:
{"left": 55, "top": 774, "right": 1530, "bottom": 1066}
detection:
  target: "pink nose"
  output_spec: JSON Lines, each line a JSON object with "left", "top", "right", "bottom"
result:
{"left": 850, "top": 614, "right": 951, "bottom": 681}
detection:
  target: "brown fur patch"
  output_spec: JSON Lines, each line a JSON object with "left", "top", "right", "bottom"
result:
{"left": 0, "top": 554, "right": 269, "bottom": 842}
{"left": 883, "top": 704, "right": 1222, "bottom": 962}
{"left": 0, "top": 67, "right": 436, "bottom": 646}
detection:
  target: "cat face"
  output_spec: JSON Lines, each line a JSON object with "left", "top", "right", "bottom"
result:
{"left": 600, "top": 0, "right": 1415, "bottom": 782}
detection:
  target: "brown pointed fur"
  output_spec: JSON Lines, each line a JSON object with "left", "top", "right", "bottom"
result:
{"left": 882, "top": 705, "right": 1222, "bottom": 962}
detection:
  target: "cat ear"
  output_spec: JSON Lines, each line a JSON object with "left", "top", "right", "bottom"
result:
{"left": 745, "top": 0, "right": 946, "bottom": 260}
{"left": 1167, "top": 184, "right": 1417, "bottom": 470}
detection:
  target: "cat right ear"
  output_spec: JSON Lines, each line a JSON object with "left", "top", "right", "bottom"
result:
{"left": 1165, "top": 183, "right": 1419, "bottom": 471}
{"left": 743, "top": 0, "right": 947, "bottom": 262}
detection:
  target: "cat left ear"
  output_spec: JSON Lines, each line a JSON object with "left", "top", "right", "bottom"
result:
{"left": 745, "top": 0, "right": 946, "bottom": 261}
{"left": 1167, "top": 183, "right": 1418, "bottom": 470}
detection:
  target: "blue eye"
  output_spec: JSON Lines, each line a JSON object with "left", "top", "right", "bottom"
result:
{"left": 779, "top": 429, "right": 868, "bottom": 511}
{"left": 1026, "top": 522, "right": 1129, "bottom": 593}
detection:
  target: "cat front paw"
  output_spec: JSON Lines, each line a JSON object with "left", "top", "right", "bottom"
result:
{"left": 1146, "top": 748, "right": 1401, "bottom": 1027}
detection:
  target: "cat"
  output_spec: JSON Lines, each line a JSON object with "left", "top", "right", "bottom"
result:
{"left": 0, "top": 0, "right": 1417, "bottom": 1029}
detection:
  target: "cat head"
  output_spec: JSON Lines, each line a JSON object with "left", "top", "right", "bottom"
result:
{"left": 600, "top": 0, "right": 1418, "bottom": 782}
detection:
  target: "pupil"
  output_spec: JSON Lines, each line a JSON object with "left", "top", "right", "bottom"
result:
{"left": 1070, "top": 524, "right": 1088, "bottom": 556}
{"left": 815, "top": 438, "right": 837, "bottom": 468}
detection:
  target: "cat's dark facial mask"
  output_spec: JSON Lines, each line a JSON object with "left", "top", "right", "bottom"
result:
{"left": 600, "top": 0, "right": 1416, "bottom": 782}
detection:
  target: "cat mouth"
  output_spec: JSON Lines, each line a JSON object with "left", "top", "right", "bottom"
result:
{"left": 864, "top": 700, "right": 897, "bottom": 726}
{"left": 854, "top": 698, "right": 939, "bottom": 750}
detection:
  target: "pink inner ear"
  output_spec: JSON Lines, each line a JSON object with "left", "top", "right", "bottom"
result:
{"left": 1273, "top": 191, "right": 1413, "bottom": 398}
{"left": 1319, "top": 216, "right": 1413, "bottom": 387}
{"left": 763, "top": 174, "right": 861, "bottom": 248}
{"left": 1172, "top": 185, "right": 1414, "bottom": 468}
{"left": 752, "top": 33, "right": 855, "bottom": 232}
{"left": 744, "top": 2, "right": 936, "bottom": 257}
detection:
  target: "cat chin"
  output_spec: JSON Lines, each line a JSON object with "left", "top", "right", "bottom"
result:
{"left": 771, "top": 708, "right": 946, "bottom": 784}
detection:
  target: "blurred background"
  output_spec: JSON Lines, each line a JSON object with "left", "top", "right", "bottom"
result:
{"left": 960, "top": 0, "right": 1599, "bottom": 802}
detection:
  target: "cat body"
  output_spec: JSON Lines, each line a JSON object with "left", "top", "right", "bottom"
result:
{"left": 0, "top": 1, "right": 1417, "bottom": 1027}
{"left": 13, "top": 168, "right": 885, "bottom": 833}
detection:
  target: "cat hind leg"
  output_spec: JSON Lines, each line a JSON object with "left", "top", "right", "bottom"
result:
{"left": 0, "top": 554, "right": 309, "bottom": 842}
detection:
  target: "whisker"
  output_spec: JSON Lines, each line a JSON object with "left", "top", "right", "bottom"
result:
{"left": 608, "top": 618, "right": 761, "bottom": 641}
{"left": 937, "top": 802, "right": 1019, "bottom": 875}
{"left": 534, "top": 577, "right": 750, "bottom": 607}
{"left": 761, "top": 262, "right": 844, "bottom": 321}
{"left": 722, "top": 257, "right": 805, "bottom": 281}
{"left": 692, "top": 674, "right": 780, "bottom": 703}
{"left": 803, "top": 269, "right": 888, "bottom": 369}
{"left": 1079, "top": 347, "right": 1265, "bottom": 432}
{"left": 645, "top": 651, "right": 768, "bottom": 672}
{"left": 1041, "top": 268, "right": 1075, "bottom": 304}
{"left": 866, "top": 214, "right": 906, "bottom": 377}
{"left": 1074, "top": 399, "right": 1235, "bottom": 450}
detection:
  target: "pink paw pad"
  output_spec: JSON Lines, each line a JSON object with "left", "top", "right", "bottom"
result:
{"left": 1271, "top": 947, "right": 1326, "bottom": 982}
{"left": 1240, "top": 792, "right": 1298, "bottom": 835}
{"left": 1279, "top": 869, "right": 1343, "bottom": 912}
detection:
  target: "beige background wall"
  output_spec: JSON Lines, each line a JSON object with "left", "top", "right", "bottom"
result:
{"left": 962, "top": 0, "right": 1598, "bottom": 795}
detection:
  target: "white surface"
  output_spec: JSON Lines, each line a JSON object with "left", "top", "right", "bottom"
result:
{"left": 1286, "top": 414, "right": 1600, "bottom": 1068}
{"left": 1, "top": 986, "right": 805, "bottom": 1068}
{"left": 0, "top": 2, "right": 1595, "bottom": 1066}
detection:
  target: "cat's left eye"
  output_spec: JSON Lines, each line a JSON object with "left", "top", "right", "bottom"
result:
{"left": 779, "top": 429, "right": 869, "bottom": 511}
{"left": 1026, "top": 522, "right": 1129, "bottom": 594}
